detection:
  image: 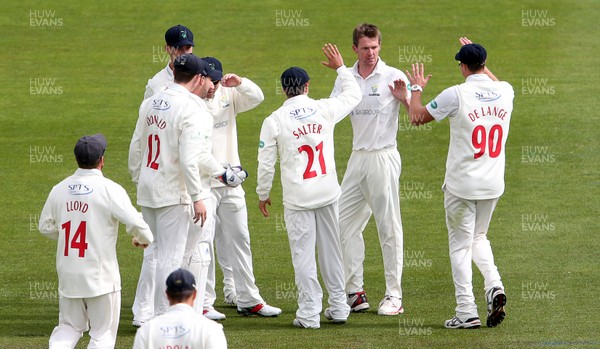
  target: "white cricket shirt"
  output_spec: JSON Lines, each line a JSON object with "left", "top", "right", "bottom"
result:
{"left": 129, "top": 83, "right": 224, "bottom": 208}
{"left": 331, "top": 59, "right": 410, "bottom": 151}
{"left": 257, "top": 66, "right": 361, "bottom": 210}
{"left": 205, "top": 78, "right": 264, "bottom": 188}
{"left": 426, "top": 74, "right": 514, "bottom": 200}
{"left": 144, "top": 63, "right": 173, "bottom": 100}
{"left": 133, "top": 303, "right": 227, "bottom": 349}
{"left": 39, "top": 168, "right": 153, "bottom": 298}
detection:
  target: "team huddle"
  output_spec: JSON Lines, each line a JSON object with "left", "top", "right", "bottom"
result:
{"left": 38, "top": 22, "right": 514, "bottom": 348}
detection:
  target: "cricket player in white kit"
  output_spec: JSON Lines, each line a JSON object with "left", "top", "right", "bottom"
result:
{"left": 133, "top": 24, "right": 195, "bottom": 325}
{"left": 331, "top": 23, "right": 410, "bottom": 315}
{"left": 198, "top": 57, "right": 282, "bottom": 319}
{"left": 133, "top": 269, "right": 227, "bottom": 349}
{"left": 257, "top": 44, "right": 361, "bottom": 328}
{"left": 129, "top": 54, "right": 233, "bottom": 317}
{"left": 397, "top": 38, "right": 513, "bottom": 328}
{"left": 39, "top": 134, "right": 153, "bottom": 349}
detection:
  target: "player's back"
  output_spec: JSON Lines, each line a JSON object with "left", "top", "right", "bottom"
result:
{"left": 46, "top": 169, "right": 124, "bottom": 298}
{"left": 138, "top": 304, "right": 226, "bottom": 348}
{"left": 268, "top": 95, "right": 340, "bottom": 210}
{"left": 136, "top": 84, "right": 201, "bottom": 208}
{"left": 446, "top": 77, "right": 514, "bottom": 200}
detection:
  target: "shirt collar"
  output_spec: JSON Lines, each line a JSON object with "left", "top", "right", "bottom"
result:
{"left": 168, "top": 303, "right": 194, "bottom": 312}
{"left": 351, "top": 58, "right": 386, "bottom": 79}
{"left": 465, "top": 73, "right": 492, "bottom": 82}
{"left": 166, "top": 83, "right": 190, "bottom": 94}
{"left": 74, "top": 168, "right": 103, "bottom": 176}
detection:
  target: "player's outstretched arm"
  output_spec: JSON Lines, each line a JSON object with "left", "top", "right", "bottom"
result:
{"left": 459, "top": 37, "right": 499, "bottom": 81}
{"left": 404, "top": 63, "right": 435, "bottom": 126}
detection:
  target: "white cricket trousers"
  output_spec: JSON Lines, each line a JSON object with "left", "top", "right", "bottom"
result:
{"left": 339, "top": 148, "right": 404, "bottom": 298}
{"left": 203, "top": 186, "right": 264, "bottom": 308}
{"left": 49, "top": 292, "right": 120, "bottom": 349}
{"left": 132, "top": 243, "right": 155, "bottom": 322}
{"left": 214, "top": 216, "right": 236, "bottom": 300}
{"left": 444, "top": 189, "right": 503, "bottom": 319}
{"left": 285, "top": 203, "right": 350, "bottom": 328}
{"left": 141, "top": 205, "right": 191, "bottom": 315}
{"left": 182, "top": 195, "right": 217, "bottom": 313}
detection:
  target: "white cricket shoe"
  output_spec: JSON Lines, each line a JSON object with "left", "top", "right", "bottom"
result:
{"left": 444, "top": 316, "right": 481, "bottom": 329}
{"left": 203, "top": 306, "right": 226, "bottom": 321}
{"left": 237, "top": 303, "right": 282, "bottom": 317}
{"left": 324, "top": 308, "right": 346, "bottom": 323}
{"left": 347, "top": 291, "right": 370, "bottom": 312}
{"left": 377, "top": 295, "right": 404, "bottom": 316}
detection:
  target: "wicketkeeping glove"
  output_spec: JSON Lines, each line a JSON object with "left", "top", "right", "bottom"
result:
{"left": 220, "top": 165, "right": 248, "bottom": 187}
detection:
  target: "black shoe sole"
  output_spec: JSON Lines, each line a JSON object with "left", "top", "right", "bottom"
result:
{"left": 487, "top": 293, "right": 507, "bottom": 327}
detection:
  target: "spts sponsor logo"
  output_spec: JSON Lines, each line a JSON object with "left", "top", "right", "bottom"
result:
{"left": 30, "top": 281, "right": 58, "bottom": 300}
{"left": 522, "top": 78, "right": 555, "bottom": 96}
{"left": 399, "top": 46, "right": 432, "bottom": 64}
{"left": 522, "top": 9, "right": 556, "bottom": 27}
{"left": 522, "top": 281, "right": 556, "bottom": 300}
{"left": 30, "top": 9, "right": 63, "bottom": 28}
{"left": 400, "top": 181, "right": 433, "bottom": 200}
{"left": 152, "top": 45, "right": 170, "bottom": 64}
{"left": 398, "top": 318, "right": 433, "bottom": 336}
{"left": 30, "top": 78, "right": 63, "bottom": 95}
{"left": 275, "top": 9, "right": 310, "bottom": 27}
{"left": 30, "top": 145, "right": 64, "bottom": 163}
{"left": 522, "top": 213, "right": 555, "bottom": 232}
{"left": 404, "top": 250, "right": 433, "bottom": 269}
{"left": 399, "top": 113, "right": 433, "bottom": 131}
{"left": 159, "top": 324, "right": 191, "bottom": 339}
{"left": 521, "top": 146, "right": 556, "bottom": 164}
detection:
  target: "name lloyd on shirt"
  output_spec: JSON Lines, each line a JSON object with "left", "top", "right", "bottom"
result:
{"left": 66, "top": 200, "right": 88, "bottom": 213}
{"left": 468, "top": 106, "right": 508, "bottom": 122}
{"left": 292, "top": 123, "right": 322, "bottom": 139}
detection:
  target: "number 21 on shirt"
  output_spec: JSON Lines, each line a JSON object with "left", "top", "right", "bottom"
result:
{"left": 298, "top": 141, "right": 326, "bottom": 179}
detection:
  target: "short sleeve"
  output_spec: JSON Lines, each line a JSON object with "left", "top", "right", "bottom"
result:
{"left": 425, "top": 86, "right": 459, "bottom": 122}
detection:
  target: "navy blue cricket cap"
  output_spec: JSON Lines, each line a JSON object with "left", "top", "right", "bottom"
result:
{"left": 165, "top": 24, "right": 194, "bottom": 48}
{"left": 455, "top": 43, "right": 487, "bottom": 65}
{"left": 74, "top": 133, "right": 106, "bottom": 166}
{"left": 174, "top": 54, "right": 221, "bottom": 81}
{"left": 166, "top": 268, "right": 196, "bottom": 292}
{"left": 281, "top": 67, "right": 310, "bottom": 89}
{"left": 202, "top": 57, "right": 224, "bottom": 81}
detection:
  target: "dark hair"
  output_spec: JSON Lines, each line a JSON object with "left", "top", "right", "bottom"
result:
{"left": 76, "top": 157, "right": 102, "bottom": 169}
{"left": 464, "top": 63, "right": 486, "bottom": 73}
{"left": 284, "top": 84, "right": 307, "bottom": 98}
{"left": 353, "top": 23, "right": 381, "bottom": 47}
{"left": 166, "top": 289, "right": 195, "bottom": 303}
{"left": 174, "top": 70, "right": 198, "bottom": 83}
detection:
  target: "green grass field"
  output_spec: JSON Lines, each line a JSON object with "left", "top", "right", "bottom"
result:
{"left": 1, "top": 0, "right": 599, "bottom": 348}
